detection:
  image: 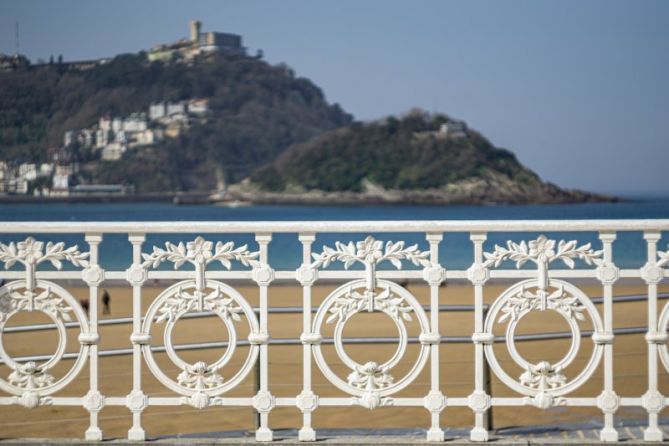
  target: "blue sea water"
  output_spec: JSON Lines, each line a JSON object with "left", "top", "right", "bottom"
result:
{"left": 0, "top": 199, "right": 668, "bottom": 272}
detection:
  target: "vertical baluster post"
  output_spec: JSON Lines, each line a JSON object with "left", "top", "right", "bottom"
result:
{"left": 252, "top": 233, "right": 275, "bottom": 441}
{"left": 83, "top": 233, "right": 104, "bottom": 440}
{"left": 641, "top": 231, "right": 665, "bottom": 441}
{"left": 422, "top": 232, "right": 446, "bottom": 441}
{"left": 596, "top": 231, "right": 619, "bottom": 441}
{"left": 126, "top": 234, "right": 148, "bottom": 441}
{"left": 297, "top": 233, "right": 318, "bottom": 441}
{"left": 467, "top": 232, "right": 490, "bottom": 442}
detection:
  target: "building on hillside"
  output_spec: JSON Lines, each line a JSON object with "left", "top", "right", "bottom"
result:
{"left": 190, "top": 20, "right": 245, "bottom": 54}
{"left": 52, "top": 164, "right": 74, "bottom": 195}
{"left": 111, "top": 117, "right": 123, "bottom": 134}
{"left": 39, "top": 163, "right": 54, "bottom": 177}
{"left": 165, "top": 120, "right": 189, "bottom": 138}
{"left": 99, "top": 116, "right": 112, "bottom": 132}
{"left": 440, "top": 120, "right": 467, "bottom": 139}
{"left": 18, "top": 163, "right": 37, "bottom": 182}
{"left": 122, "top": 113, "right": 148, "bottom": 132}
{"left": 150, "top": 100, "right": 205, "bottom": 123}
{"left": 70, "top": 184, "right": 134, "bottom": 196}
{"left": 0, "top": 162, "right": 10, "bottom": 194}
{"left": 0, "top": 53, "right": 30, "bottom": 72}
{"left": 126, "top": 128, "right": 158, "bottom": 148}
{"left": 166, "top": 102, "right": 186, "bottom": 116}
{"left": 96, "top": 116, "right": 113, "bottom": 149}
{"left": 60, "top": 58, "right": 110, "bottom": 71}
{"left": 101, "top": 142, "right": 127, "bottom": 161}
{"left": 148, "top": 21, "right": 246, "bottom": 62}
{"left": 64, "top": 130, "right": 77, "bottom": 147}
{"left": 78, "top": 129, "right": 95, "bottom": 147}
{"left": 96, "top": 127, "right": 110, "bottom": 149}
{"left": 149, "top": 103, "right": 166, "bottom": 120}
{"left": 48, "top": 146, "right": 72, "bottom": 163}
{"left": 188, "top": 98, "right": 209, "bottom": 115}
{"left": 412, "top": 119, "right": 469, "bottom": 142}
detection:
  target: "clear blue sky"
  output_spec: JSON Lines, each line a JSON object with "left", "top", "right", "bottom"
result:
{"left": 1, "top": 0, "right": 668, "bottom": 195}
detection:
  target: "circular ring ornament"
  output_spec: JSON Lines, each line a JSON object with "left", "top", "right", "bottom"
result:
{"left": 141, "top": 279, "right": 259, "bottom": 396}
{"left": 483, "top": 279, "right": 603, "bottom": 397}
{"left": 0, "top": 280, "right": 90, "bottom": 396}
{"left": 312, "top": 279, "right": 430, "bottom": 397}
{"left": 658, "top": 301, "right": 669, "bottom": 373}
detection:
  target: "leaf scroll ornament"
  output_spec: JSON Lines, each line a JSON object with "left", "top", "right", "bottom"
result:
{"left": 658, "top": 246, "right": 669, "bottom": 268}
{"left": 0, "top": 285, "right": 73, "bottom": 324}
{"left": 141, "top": 236, "right": 260, "bottom": 270}
{"left": 325, "top": 284, "right": 413, "bottom": 325}
{"left": 155, "top": 285, "right": 243, "bottom": 324}
{"left": 311, "top": 236, "right": 431, "bottom": 270}
{"left": 483, "top": 235, "right": 603, "bottom": 269}
{"left": 498, "top": 283, "right": 585, "bottom": 324}
{"left": 0, "top": 237, "right": 89, "bottom": 270}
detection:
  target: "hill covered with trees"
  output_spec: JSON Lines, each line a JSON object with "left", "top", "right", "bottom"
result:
{"left": 0, "top": 52, "right": 352, "bottom": 191}
{"left": 1, "top": 52, "right": 614, "bottom": 204}
{"left": 246, "top": 111, "right": 615, "bottom": 204}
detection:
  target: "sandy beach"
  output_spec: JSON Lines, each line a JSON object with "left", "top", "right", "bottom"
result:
{"left": 0, "top": 281, "right": 667, "bottom": 439}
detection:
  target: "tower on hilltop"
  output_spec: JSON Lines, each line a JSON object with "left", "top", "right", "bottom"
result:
{"left": 189, "top": 20, "right": 202, "bottom": 42}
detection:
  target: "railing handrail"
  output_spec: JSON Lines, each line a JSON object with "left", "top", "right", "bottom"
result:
{"left": 0, "top": 219, "right": 668, "bottom": 233}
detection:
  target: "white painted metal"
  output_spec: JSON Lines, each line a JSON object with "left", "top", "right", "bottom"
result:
{"left": 0, "top": 219, "right": 667, "bottom": 233}
{"left": 0, "top": 221, "right": 666, "bottom": 443}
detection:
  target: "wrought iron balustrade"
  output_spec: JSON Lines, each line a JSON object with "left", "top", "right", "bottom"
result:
{"left": 0, "top": 220, "right": 667, "bottom": 442}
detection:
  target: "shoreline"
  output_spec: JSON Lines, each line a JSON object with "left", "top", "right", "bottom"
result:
{"left": 0, "top": 192, "right": 210, "bottom": 205}
{"left": 216, "top": 186, "right": 623, "bottom": 206}
{"left": 0, "top": 191, "right": 624, "bottom": 206}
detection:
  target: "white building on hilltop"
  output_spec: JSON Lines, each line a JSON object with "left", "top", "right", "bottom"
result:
{"left": 439, "top": 120, "right": 468, "bottom": 139}
{"left": 148, "top": 21, "right": 246, "bottom": 62}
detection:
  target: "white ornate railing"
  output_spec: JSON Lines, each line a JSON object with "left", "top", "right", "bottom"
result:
{"left": 0, "top": 220, "right": 667, "bottom": 442}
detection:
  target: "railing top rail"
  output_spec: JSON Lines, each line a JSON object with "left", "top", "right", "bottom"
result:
{"left": 0, "top": 219, "right": 667, "bottom": 233}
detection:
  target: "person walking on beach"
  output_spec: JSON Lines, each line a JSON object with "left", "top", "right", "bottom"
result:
{"left": 101, "top": 289, "right": 111, "bottom": 315}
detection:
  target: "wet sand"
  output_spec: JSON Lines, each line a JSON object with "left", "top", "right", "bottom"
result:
{"left": 0, "top": 281, "right": 667, "bottom": 439}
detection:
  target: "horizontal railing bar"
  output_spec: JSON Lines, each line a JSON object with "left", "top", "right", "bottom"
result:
{"left": 0, "top": 269, "right": 630, "bottom": 280}
{"left": 5, "top": 325, "right": 653, "bottom": 363}
{"left": 1, "top": 305, "right": 489, "bottom": 334}
{"left": 4, "top": 293, "right": 666, "bottom": 334}
{"left": 0, "top": 219, "right": 667, "bottom": 233}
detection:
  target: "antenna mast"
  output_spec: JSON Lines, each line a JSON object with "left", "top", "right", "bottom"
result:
{"left": 15, "top": 22, "right": 20, "bottom": 56}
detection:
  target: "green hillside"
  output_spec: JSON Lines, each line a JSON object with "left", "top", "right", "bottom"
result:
{"left": 0, "top": 52, "right": 352, "bottom": 191}
{"left": 0, "top": 52, "right": 614, "bottom": 203}
{"left": 249, "top": 111, "right": 614, "bottom": 204}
